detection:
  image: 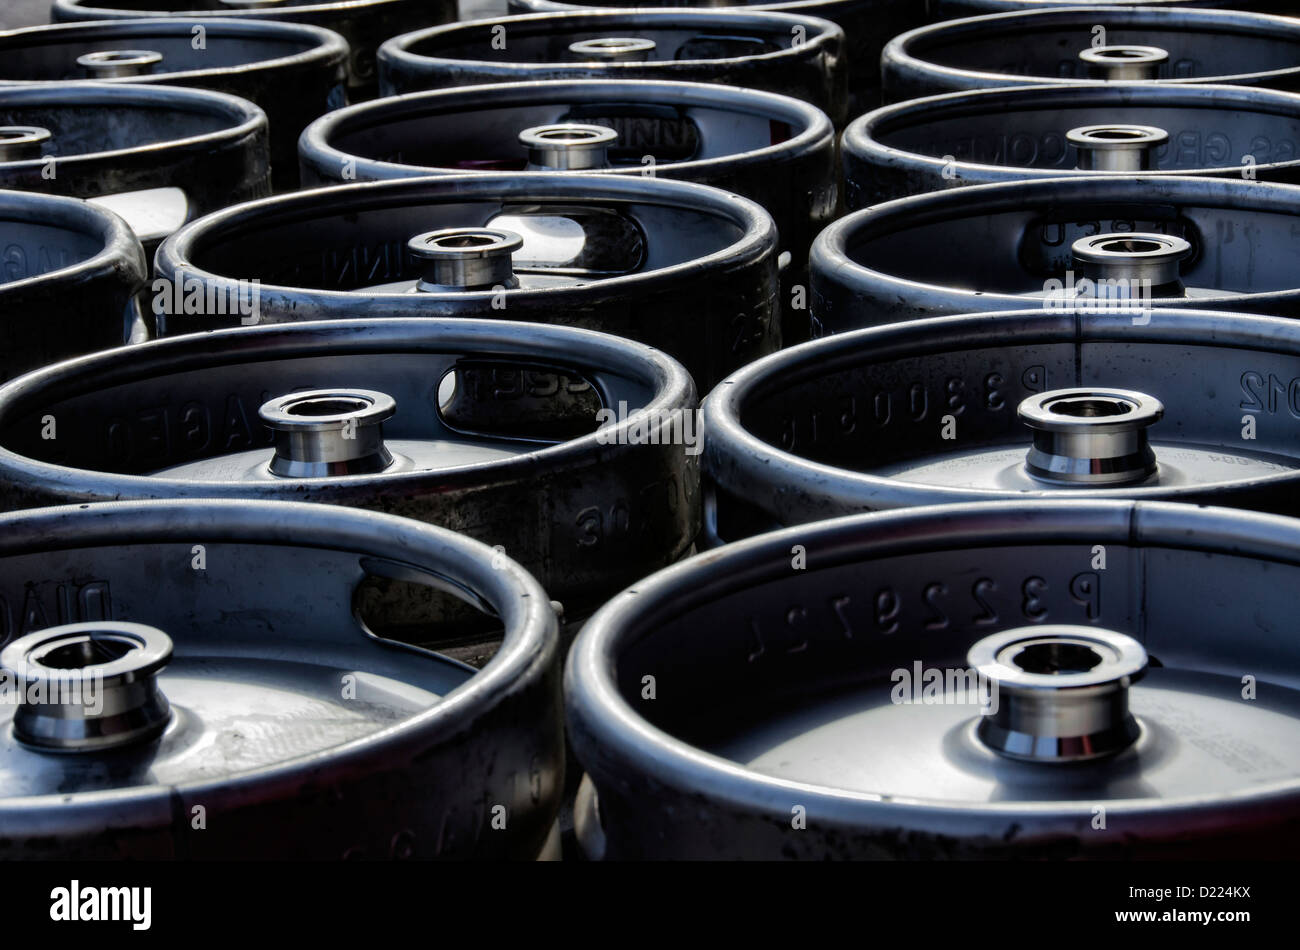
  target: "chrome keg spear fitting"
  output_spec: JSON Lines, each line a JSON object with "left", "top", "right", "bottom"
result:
{"left": 1018, "top": 388, "right": 1164, "bottom": 486}
{"left": 520, "top": 123, "right": 618, "bottom": 171}
{"left": 969, "top": 625, "right": 1148, "bottom": 763}
{"left": 1079, "top": 45, "right": 1168, "bottom": 81}
{"left": 76, "top": 49, "right": 163, "bottom": 78}
{"left": 259, "top": 389, "right": 397, "bottom": 477}
{"left": 2, "top": 621, "right": 173, "bottom": 752}
{"left": 568, "top": 37, "right": 656, "bottom": 62}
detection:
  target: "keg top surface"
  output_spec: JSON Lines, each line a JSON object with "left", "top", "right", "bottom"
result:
{"left": 0, "top": 18, "right": 348, "bottom": 84}
{"left": 512, "top": 0, "right": 852, "bottom": 10}
{"left": 157, "top": 173, "right": 774, "bottom": 300}
{"left": 0, "top": 498, "right": 554, "bottom": 801}
{"left": 568, "top": 500, "right": 1300, "bottom": 824}
{"left": 302, "top": 79, "right": 831, "bottom": 181}
{"left": 847, "top": 83, "right": 1300, "bottom": 182}
{"left": 0, "top": 82, "right": 265, "bottom": 164}
{"left": 382, "top": 10, "right": 842, "bottom": 68}
{"left": 703, "top": 308, "right": 1300, "bottom": 516}
{"left": 0, "top": 187, "right": 145, "bottom": 292}
{"left": 0, "top": 317, "right": 691, "bottom": 495}
{"left": 886, "top": 6, "right": 1300, "bottom": 91}
{"left": 812, "top": 175, "right": 1300, "bottom": 311}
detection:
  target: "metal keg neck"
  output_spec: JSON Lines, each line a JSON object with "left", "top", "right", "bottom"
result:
{"left": 1, "top": 622, "right": 173, "bottom": 753}
{"left": 1079, "top": 45, "right": 1169, "bottom": 80}
{"left": 76, "top": 49, "right": 163, "bottom": 78}
{"left": 568, "top": 37, "right": 656, "bottom": 62}
{"left": 1071, "top": 232, "right": 1190, "bottom": 296}
{"left": 259, "top": 389, "right": 397, "bottom": 478}
{"left": 520, "top": 123, "right": 617, "bottom": 171}
{"left": 969, "top": 626, "right": 1147, "bottom": 763}
{"left": 1018, "top": 388, "right": 1163, "bottom": 486}
{"left": 1069, "top": 124, "right": 1167, "bottom": 172}
{"left": 408, "top": 228, "right": 522, "bottom": 292}
{"left": 0, "top": 126, "right": 51, "bottom": 161}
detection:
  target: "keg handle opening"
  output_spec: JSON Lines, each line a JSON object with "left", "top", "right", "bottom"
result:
{"left": 1, "top": 621, "right": 173, "bottom": 753}
{"left": 259, "top": 389, "right": 397, "bottom": 478}
{"left": 1018, "top": 387, "right": 1163, "bottom": 486}
{"left": 1079, "top": 45, "right": 1169, "bottom": 81}
{"left": 1068, "top": 124, "right": 1168, "bottom": 172}
{"left": 969, "top": 625, "right": 1147, "bottom": 764}
{"left": 76, "top": 49, "right": 163, "bottom": 78}
{"left": 567, "top": 37, "right": 657, "bottom": 62}
{"left": 408, "top": 228, "right": 522, "bottom": 293}
{"left": 520, "top": 123, "right": 618, "bottom": 171}
{"left": 0, "top": 126, "right": 52, "bottom": 162}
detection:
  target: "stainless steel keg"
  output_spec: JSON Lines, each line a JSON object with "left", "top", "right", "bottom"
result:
{"left": 0, "top": 498, "right": 563, "bottom": 859}
{"left": 568, "top": 500, "right": 1300, "bottom": 858}
{"left": 702, "top": 308, "right": 1300, "bottom": 543}
{"left": 153, "top": 173, "right": 779, "bottom": 389}
{"left": 378, "top": 10, "right": 848, "bottom": 127}
{"left": 0, "top": 18, "right": 348, "bottom": 191}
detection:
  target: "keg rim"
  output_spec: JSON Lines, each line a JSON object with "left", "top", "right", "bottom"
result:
{"left": 379, "top": 9, "right": 845, "bottom": 75}
{"left": 155, "top": 171, "right": 777, "bottom": 306}
{"left": 702, "top": 307, "right": 1300, "bottom": 517}
{"left": 0, "top": 81, "right": 266, "bottom": 170}
{"left": 0, "top": 187, "right": 146, "bottom": 297}
{"left": 567, "top": 499, "right": 1300, "bottom": 829}
{"left": 54, "top": 0, "right": 422, "bottom": 20}
{"left": 845, "top": 82, "right": 1300, "bottom": 183}
{"left": 0, "top": 497, "right": 556, "bottom": 808}
{"left": 811, "top": 174, "right": 1300, "bottom": 313}
{"left": 301, "top": 78, "right": 833, "bottom": 186}
{"left": 884, "top": 6, "right": 1300, "bottom": 93}
{"left": 0, "top": 316, "right": 695, "bottom": 497}
{"left": 0, "top": 17, "right": 349, "bottom": 86}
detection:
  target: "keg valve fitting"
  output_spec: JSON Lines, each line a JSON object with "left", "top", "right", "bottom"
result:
{"left": 259, "top": 389, "right": 397, "bottom": 478}
{"left": 0, "top": 126, "right": 52, "bottom": 161}
{"left": 407, "top": 228, "right": 522, "bottom": 292}
{"left": 1069, "top": 124, "right": 1167, "bottom": 172}
{"left": 2, "top": 622, "right": 173, "bottom": 752}
{"left": 969, "top": 625, "right": 1147, "bottom": 763}
{"left": 1079, "top": 45, "right": 1169, "bottom": 81}
{"left": 520, "top": 123, "right": 617, "bottom": 171}
{"left": 76, "top": 49, "right": 163, "bottom": 78}
{"left": 568, "top": 37, "right": 656, "bottom": 62}
{"left": 1018, "top": 387, "right": 1163, "bottom": 486}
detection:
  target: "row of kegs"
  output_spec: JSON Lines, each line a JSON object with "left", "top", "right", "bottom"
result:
{"left": 0, "top": 0, "right": 1298, "bottom": 860}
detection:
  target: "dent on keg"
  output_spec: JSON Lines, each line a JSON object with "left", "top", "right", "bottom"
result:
{"left": 567, "top": 500, "right": 1300, "bottom": 859}
{"left": 298, "top": 79, "right": 836, "bottom": 344}
{"left": 884, "top": 7, "right": 1300, "bottom": 102}
{"left": 0, "top": 499, "right": 563, "bottom": 859}
{"left": 377, "top": 10, "right": 849, "bottom": 127}
{"left": 0, "top": 19, "right": 348, "bottom": 191}
{"left": 811, "top": 176, "right": 1300, "bottom": 330}
{"left": 50, "top": 0, "right": 453, "bottom": 100}
{"left": 0, "top": 189, "right": 147, "bottom": 382}
{"left": 0, "top": 318, "right": 700, "bottom": 631}
{"left": 702, "top": 308, "right": 1300, "bottom": 543}
{"left": 843, "top": 83, "right": 1300, "bottom": 208}
{"left": 152, "top": 173, "right": 779, "bottom": 390}
{"left": 503, "top": 0, "right": 922, "bottom": 117}
{"left": 0, "top": 83, "right": 268, "bottom": 257}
